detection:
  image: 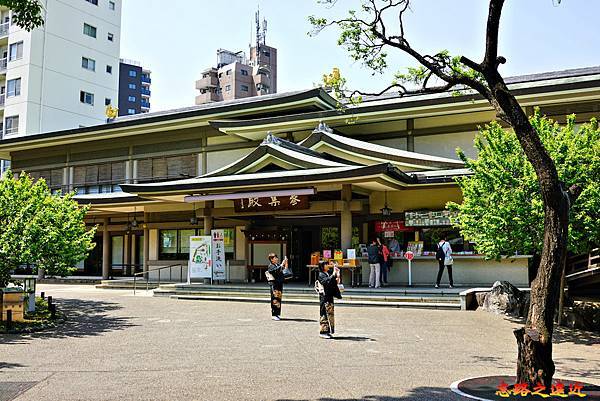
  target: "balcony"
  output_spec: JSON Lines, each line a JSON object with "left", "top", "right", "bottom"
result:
{"left": 195, "top": 75, "right": 218, "bottom": 89}
{"left": 195, "top": 91, "right": 221, "bottom": 104}
{"left": 0, "top": 58, "right": 6, "bottom": 74}
{"left": 0, "top": 94, "right": 5, "bottom": 107}
{"left": 0, "top": 22, "right": 8, "bottom": 38}
{"left": 141, "top": 76, "right": 151, "bottom": 84}
{"left": 140, "top": 87, "right": 151, "bottom": 96}
{"left": 140, "top": 100, "right": 150, "bottom": 109}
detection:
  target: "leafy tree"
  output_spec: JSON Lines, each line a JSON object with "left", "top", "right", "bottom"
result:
{"left": 0, "top": 0, "right": 44, "bottom": 31}
{"left": 0, "top": 172, "right": 95, "bottom": 287}
{"left": 310, "top": 0, "right": 583, "bottom": 386}
{"left": 448, "top": 113, "right": 600, "bottom": 260}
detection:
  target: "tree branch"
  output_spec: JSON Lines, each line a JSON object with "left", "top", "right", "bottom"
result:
{"left": 484, "top": 0, "right": 505, "bottom": 71}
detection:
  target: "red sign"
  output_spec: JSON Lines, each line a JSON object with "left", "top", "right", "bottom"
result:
{"left": 374, "top": 220, "right": 414, "bottom": 233}
{"left": 405, "top": 251, "right": 414, "bottom": 261}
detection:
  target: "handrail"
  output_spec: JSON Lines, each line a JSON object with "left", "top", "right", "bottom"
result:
{"left": 133, "top": 263, "right": 184, "bottom": 295}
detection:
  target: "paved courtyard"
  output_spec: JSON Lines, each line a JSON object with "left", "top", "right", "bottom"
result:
{"left": 0, "top": 284, "right": 598, "bottom": 401}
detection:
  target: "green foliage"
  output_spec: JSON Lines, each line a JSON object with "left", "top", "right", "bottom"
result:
{"left": 448, "top": 112, "right": 600, "bottom": 258}
{"left": 309, "top": 3, "right": 484, "bottom": 103}
{"left": 0, "top": 172, "right": 96, "bottom": 286}
{"left": 0, "top": 0, "right": 44, "bottom": 31}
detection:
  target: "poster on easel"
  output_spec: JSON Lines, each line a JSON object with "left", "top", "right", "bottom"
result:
{"left": 188, "top": 236, "right": 212, "bottom": 281}
{"left": 211, "top": 229, "right": 227, "bottom": 281}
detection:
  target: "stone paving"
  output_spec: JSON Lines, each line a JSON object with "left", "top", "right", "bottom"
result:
{"left": 0, "top": 284, "right": 598, "bottom": 401}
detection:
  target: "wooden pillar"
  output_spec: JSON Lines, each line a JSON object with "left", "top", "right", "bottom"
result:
{"left": 131, "top": 234, "right": 137, "bottom": 270}
{"left": 102, "top": 218, "right": 110, "bottom": 280}
{"left": 203, "top": 201, "right": 214, "bottom": 235}
{"left": 124, "top": 233, "right": 131, "bottom": 276}
{"left": 341, "top": 184, "right": 353, "bottom": 253}
{"left": 143, "top": 213, "right": 149, "bottom": 272}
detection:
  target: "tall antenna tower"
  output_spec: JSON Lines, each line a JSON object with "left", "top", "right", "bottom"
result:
{"left": 255, "top": 7, "right": 268, "bottom": 48}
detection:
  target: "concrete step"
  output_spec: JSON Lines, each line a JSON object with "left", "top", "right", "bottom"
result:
{"left": 155, "top": 289, "right": 460, "bottom": 304}
{"left": 171, "top": 294, "right": 461, "bottom": 310}
{"left": 96, "top": 279, "right": 178, "bottom": 290}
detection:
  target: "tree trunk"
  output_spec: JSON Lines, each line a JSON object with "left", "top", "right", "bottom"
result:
{"left": 514, "top": 183, "right": 570, "bottom": 388}
{"left": 488, "top": 82, "right": 571, "bottom": 388}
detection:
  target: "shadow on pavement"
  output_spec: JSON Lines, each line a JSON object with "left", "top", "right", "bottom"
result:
{"left": 553, "top": 326, "right": 600, "bottom": 346}
{"left": 0, "top": 298, "right": 137, "bottom": 345}
{"left": 280, "top": 318, "right": 318, "bottom": 323}
{"left": 554, "top": 356, "right": 600, "bottom": 379}
{"left": 331, "top": 336, "right": 375, "bottom": 342}
{"left": 277, "top": 386, "right": 462, "bottom": 401}
{"left": 0, "top": 362, "right": 26, "bottom": 370}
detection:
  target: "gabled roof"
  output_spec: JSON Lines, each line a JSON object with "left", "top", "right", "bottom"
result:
{"left": 300, "top": 123, "right": 464, "bottom": 171}
{"left": 203, "top": 133, "right": 351, "bottom": 177}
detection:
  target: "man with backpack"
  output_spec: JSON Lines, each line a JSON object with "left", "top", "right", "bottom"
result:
{"left": 435, "top": 236, "right": 454, "bottom": 288}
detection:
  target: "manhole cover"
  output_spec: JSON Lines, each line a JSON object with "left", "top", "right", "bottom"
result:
{"left": 0, "top": 382, "right": 38, "bottom": 401}
{"left": 451, "top": 375, "right": 600, "bottom": 400}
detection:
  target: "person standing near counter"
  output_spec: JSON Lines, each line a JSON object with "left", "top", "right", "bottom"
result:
{"left": 435, "top": 237, "right": 454, "bottom": 288}
{"left": 367, "top": 239, "right": 381, "bottom": 289}
{"left": 377, "top": 237, "right": 391, "bottom": 286}
{"left": 266, "top": 252, "right": 287, "bottom": 320}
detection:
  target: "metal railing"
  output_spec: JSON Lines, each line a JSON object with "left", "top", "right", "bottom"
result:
{"left": 133, "top": 263, "right": 184, "bottom": 295}
{"left": 0, "top": 94, "right": 5, "bottom": 107}
{"left": 566, "top": 248, "right": 599, "bottom": 280}
{"left": 0, "top": 57, "right": 6, "bottom": 73}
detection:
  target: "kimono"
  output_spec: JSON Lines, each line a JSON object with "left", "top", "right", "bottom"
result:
{"left": 267, "top": 262, "right": 284, "bottom": 316}
{"left": 317, "top": 270, "right": 342, "bottom": 334}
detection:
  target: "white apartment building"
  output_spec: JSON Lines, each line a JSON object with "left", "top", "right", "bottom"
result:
{"left": 0, "top": 0, "right": 121, "bottom": 144}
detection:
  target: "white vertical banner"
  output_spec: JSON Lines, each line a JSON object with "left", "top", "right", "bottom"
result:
{"left": 188, "top": 236, "right": 212, "bottom": 280}
{"left": 211, "top": 229, "right": 226, "bottom": 281}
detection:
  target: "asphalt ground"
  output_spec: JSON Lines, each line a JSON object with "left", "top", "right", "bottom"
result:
{"left": 0, "top": 284, "right": 598, "bottom": 401}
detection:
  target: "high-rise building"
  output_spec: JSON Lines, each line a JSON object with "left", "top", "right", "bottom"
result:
{"left": 118, "top": 59, "right": 151, "bottom": 116}
{"left": 0, "top": 0, "right": 122, "bottom": 139}
{"left": 195, "top": 10, "right": 277, "bottom": 104}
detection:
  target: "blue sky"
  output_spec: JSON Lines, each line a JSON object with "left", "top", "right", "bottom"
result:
{"left": 120, "top": 0, "right": 600, "bottom": 112}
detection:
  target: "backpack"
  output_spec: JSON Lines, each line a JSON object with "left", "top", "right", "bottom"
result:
{"left": 436, "top": 242, "right": 446, "bottom": 261}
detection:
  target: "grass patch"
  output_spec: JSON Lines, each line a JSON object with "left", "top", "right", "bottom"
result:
{"left": 0, "top": 296, "right": 65, "bottom": 334}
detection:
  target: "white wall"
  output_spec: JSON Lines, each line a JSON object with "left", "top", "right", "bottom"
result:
{"left": 2, "top": 0, "right": 121, "bottom": 136}
{"left": 206, "top": 148, "right": 253, "bottom": 173}
{"left": 414, "top": 131, "right": 478, "bottom": 159}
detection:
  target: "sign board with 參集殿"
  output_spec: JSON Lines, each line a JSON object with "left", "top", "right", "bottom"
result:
{"left": 234, "top": 195, "right": 309, "bottom": 213}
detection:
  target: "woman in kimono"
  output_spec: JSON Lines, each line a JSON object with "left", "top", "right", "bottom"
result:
{"left": 316, "top": 261, "right": 342, "bottom": 339}
{"left": 266, "top": 252, "right": 287, "bottom": 320}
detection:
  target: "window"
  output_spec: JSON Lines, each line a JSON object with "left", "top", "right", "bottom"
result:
{"left": 104, "top": 64, "right": 112, "bottom": 74}
{"left": 263, "top": 51, "right": 271, "bottom": 57}
{"left": 128, "top": 70, "right": 137, "bottom": 77}
{"left": 9, "top": 42, "right": 23, "bottom": 61}
{"left": 225, "top": 85, "right": 231, "bottom": 92}
{"left": 127, "top": 108, "right": 136, "bottom": 115}
{"left": 226, "top": 70, "right": 231, "bottom": 76}
{"left": 109, "top": 1, "right": 115, "bottom": 10}
{"left": 241, "top": 84, "right": 249, "bottom": 92}
{"left": 128, "top": 95, "right": 136, "bottom": 102}
{"left": 4, "top": 115, "right": 19, "bottom": 135}
{"left": 81, "top": 56, "right": 95, "bottom": 71}
{"left": 128, "top": 83, "right": 136, "bottom": 90}
{"left": 85, "top": 0, "right": 98, "bottom": 5}
{"left": 7, "top": 78, "right": 21, "bottom": 97}
{"left": 83, "top": 23, "right": 97, "bottom": 38}
{"left": 107, "top": 32, "right": 114, "bottom": 42}
{"left": 105, "top": 98, "right": 111, "bottom": 106}
{"left": 80, "top": 90, "right": 94, "bottom": 105}
{"left": 241, "top": 69, "right": 248, "bottom": 76}
{"left": 159, "top": 229, "right": 198, "bottom": 260}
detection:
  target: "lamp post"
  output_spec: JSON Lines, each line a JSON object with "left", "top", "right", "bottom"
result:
{"left": 23, "top": 276, "right": 37, "bottom": 312}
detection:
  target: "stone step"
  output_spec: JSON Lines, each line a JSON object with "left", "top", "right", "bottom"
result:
{"left": 154, "top": 289, "right": 460, "bottom": 304}
{"left": 171, "top": 294, "right": 461, "bottom": 310}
